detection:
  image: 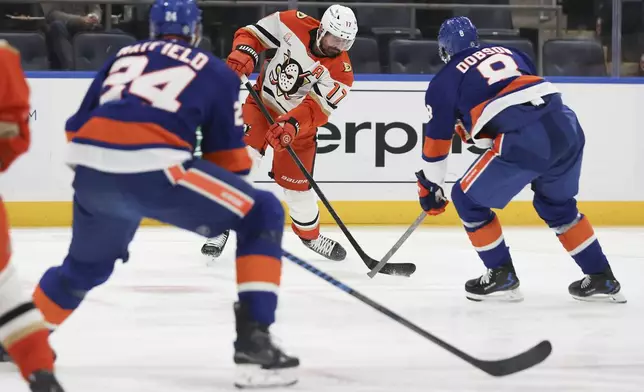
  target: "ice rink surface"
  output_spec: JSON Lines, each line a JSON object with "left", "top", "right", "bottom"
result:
{"left": 1, "top": 226, "right": 643, "bottom": 392}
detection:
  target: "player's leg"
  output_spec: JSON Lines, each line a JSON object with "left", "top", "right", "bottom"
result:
{"left": 0, "top": 199, "right": 63, "bottom": 391}
{"left": 200, "top": 148, "right": 264, "bottom": 259}
{"left": 201, "top": 96, "right": 269, "bottom": 259}
{"left": 531, "top": 108, "right": 625, "bottom": 303}
{"left": 34, "top": 167, "right": 141, "bottom": 333}
{"left": 452, "top": 128, "right": 561, "bottom": 301}
{"left": 452, "top": 146, "right": 534, "bottom": 301}
{"left": 153, "top": 160, "right": 298, "bottom": 387}
{"left": 273, "top": 135, "right": 347, "bottom": 261}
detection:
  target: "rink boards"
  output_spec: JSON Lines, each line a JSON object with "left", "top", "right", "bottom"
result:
{"left": 4, "top": 73, "right": 643, "bottom": 226}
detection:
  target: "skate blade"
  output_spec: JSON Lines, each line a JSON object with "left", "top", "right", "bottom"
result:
{"left": 201, "top": 246, "right": 222, "bottom": 258}
{"left": 234, "top": 364, "right": 298, "bottom": 389}
{"left": 466, "top": 288, "right": 524, "bottom": 303}
{"left": 572, "top": 291, "right": 627, "bottom": 304}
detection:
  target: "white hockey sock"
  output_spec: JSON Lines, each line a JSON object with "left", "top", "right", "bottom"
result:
{"left": 0, "top": 263, "right": 46, "bottom": 347}
{"left": 283, "top": 189, "right": 320, "bottom": 239}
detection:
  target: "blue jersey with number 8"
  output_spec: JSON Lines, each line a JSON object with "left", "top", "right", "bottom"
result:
{"left": 421, "top": 44, "right": 560, "bottom": 175}
{"left": 65, "top": 38, "right": 251, "bottom": 176}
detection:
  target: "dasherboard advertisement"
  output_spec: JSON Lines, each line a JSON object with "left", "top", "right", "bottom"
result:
{"left": 1, "top": 78, "right": 643, "bottom": 205}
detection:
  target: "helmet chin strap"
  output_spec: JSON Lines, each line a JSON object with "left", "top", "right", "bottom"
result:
{"left": 439, "top": 46, "right": 450, "bottom": 64}
{"left": 314, "top": 29, "right": 326, "bottom": 57}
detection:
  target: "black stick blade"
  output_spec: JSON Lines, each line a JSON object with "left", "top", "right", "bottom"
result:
{"left": 378, "top": 262, "right": 417, "bottom": 277}
{"left": 475, "top": 340, "right": 552, "bottom": 377}
{"left": 362, "top": 254, "right": 416, "bottom": 277}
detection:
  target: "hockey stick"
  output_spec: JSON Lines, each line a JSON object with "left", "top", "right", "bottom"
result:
{"left": 241, "top": 75, "right": 415, "bottom": 277}
{"left": 367, "top": 211, "right": 426, "bottom": 278}
{"left": 283, "top": 250, "right": 552, "bottom": 376}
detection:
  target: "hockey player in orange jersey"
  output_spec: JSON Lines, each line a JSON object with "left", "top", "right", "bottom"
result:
{"left": 0, "top": 41, "right": 65, "bottom": 392}
{"left": 201, "top": 5, "right": 358, "bottom": 261}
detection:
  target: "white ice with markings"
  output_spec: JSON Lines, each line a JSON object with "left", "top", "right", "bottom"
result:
{"left": 1, "top": 226, "right": 643, "bottom": 391}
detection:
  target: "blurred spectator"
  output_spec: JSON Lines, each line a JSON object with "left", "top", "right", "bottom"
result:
{"left": 560, "top": 0, "right": 597, "bottom": 31}
{"left": 595, "top": 0, "right": 644, "bottom": 37}
{"left": 0, "top": 4, "right": 45, "bottom": 31}
{"left": 109, "top": 5, "right": 150, "bottom": 40}
{"left": 42, "top": 2, "right": 103, "bottom": 69}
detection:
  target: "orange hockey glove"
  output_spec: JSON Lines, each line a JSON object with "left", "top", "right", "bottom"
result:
{"left": 266, "top": 116, "right": 299, "bottom": 152}
{"left": 226, "top": 45, "right": 258, "bottom": 78}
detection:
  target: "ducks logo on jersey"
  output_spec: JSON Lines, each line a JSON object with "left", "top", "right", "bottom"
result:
{"left": 268, "top": 49, "right": 312, "bottom": 100}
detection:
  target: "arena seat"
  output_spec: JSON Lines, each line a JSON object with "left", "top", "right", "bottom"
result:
{"left": 349, "top": 37, "right": 381, "bottom": 73}
{"left": 388, "top": 39, "right": 443, "bottom": 74}
{"left": 542, "top": 38, "right": 607, "bottom": 76}
{"left": 0, "top": 32, "right": 49, "bottom": 70}
{"left": 73, "top": 32, "right": 137, "bottom": 71}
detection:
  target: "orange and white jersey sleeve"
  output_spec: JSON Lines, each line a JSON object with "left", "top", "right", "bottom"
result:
{"left": 288, "top": 52, "right": 354, "bottom": 133}
{"left": 0, "top": 40, "right": 30, "bottom": 133}
{"left": 232, "top": 11, "right": 283, "bottom": 54}
{"left": 0, "top": 43, "right": 52, "bottom": 376}
{"left": 0, "top": 40, "right": 31, "bottom": 173}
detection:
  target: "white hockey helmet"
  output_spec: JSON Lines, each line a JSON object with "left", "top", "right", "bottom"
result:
{"left": 316, "top": 4, "right": 358, "bottom": 54}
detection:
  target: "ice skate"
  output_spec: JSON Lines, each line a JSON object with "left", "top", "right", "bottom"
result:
{"left": 301, "top": 234, "right": 347, "bottom": 261}
{"left": 28, "top": 370, "right": 65, "bottom": 392}
{"left": 201, "top": 230, "right": 230, "bottom": 258}
{"left": 569, "top": 267, "right": 626, "bottom": 303}
{"left": 233, "top": 302, "right": 299, "bottom": 389}
{"left": 465, "top": 260, "right": 523, "bottom": 302}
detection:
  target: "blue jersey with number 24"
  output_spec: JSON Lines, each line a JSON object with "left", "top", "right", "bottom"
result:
{"left": 64, "top": 38, "right": 251, "bottom": 175}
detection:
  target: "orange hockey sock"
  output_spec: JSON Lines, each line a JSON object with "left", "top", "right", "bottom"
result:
{"left": 5, "top": 328, "right": 54, "bottom": 380}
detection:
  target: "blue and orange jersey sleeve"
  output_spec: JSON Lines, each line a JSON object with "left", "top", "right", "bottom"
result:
{"left": 423, "top": 75, "right": 457, "bottom": 163}
{"left": 200, "top": 64, "right": 252, "bottom": 176}
{"left": 65, "top": 59, "right": 112, "bottom": 141}
{"left": 420, "top": 74, "right": 458, "bottom": 186}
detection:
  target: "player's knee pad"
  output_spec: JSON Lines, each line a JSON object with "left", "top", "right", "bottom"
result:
{"left": 283, "top": 189, "right": 318, "bottom": 222}
{"left": 0, "top": 264, "right": 27, "bottom": 317}
{"left": 35, "top": 257, "right": 117, "bottom": 319}
{"left": 552, "top": 213, "right": 583, "bottom": 235}
{"left": 64, "top": 258, "right": 117, "bottom": 289}
{"left": 284, "top": 188, "right": 319, "bottom": 240}
{"left": 237, "top": 190, "right": 285, "bottom": 257}
{"left": 249, "top": 190, "right": 285, "bottom": 231}
{"left": 532, "top": 193, "right": 579, "bottom": 228}
{"left": 451, "top": 181, "right": 495, "bottom": 226}
{"left": 451, "top": 181, "right": 477, "bottom": 214}
{"left": 56, "top": 256, "right": 118, "bottom": 291}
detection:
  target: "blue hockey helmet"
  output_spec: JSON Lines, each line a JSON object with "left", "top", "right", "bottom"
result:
{"left": 149, "top": 0, "right": 202, "bottom": 46}
{"left": 437, "top": 16, "right": 479, "bottom": 63}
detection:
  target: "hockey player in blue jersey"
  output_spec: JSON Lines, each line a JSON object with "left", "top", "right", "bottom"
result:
{"left": 415, "top": 16, "right": 625, "bottom": 303}
{"left": 0, "top": 0, "right": 299, "bottom": 387}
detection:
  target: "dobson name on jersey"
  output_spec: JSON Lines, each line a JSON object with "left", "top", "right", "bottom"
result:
{"left": 421, "top": 44, "right": 559, "bottom": 188}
